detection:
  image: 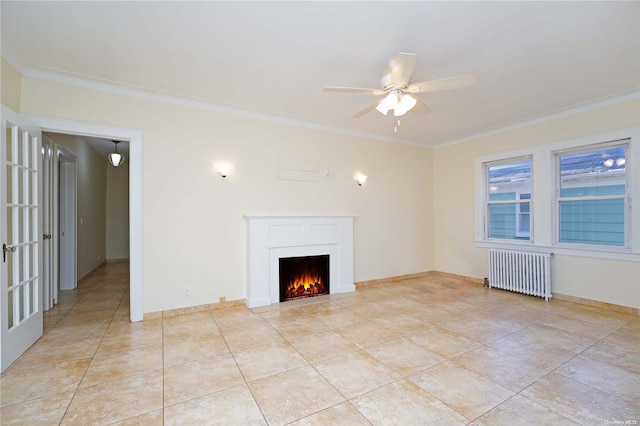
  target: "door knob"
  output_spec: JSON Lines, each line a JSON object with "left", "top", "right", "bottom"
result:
{"left": 3, "top": 243, "right": 16, "bottom": 263}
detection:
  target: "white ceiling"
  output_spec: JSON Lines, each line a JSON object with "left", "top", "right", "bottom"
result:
{"left": 2, "top": 1, "right": 639, "bottom": 148}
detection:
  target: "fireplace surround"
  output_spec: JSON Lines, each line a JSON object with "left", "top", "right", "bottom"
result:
{"left": 244, "top": 215, "right": 356, "bottom": 308}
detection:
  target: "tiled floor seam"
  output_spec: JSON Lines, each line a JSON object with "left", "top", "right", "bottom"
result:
{"left": 58, "top": 290, "right": 126, "bottom": 424}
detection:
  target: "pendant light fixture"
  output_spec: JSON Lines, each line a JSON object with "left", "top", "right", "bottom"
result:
{"left": 108, "top": 140, "right": 125, "bottom": 167}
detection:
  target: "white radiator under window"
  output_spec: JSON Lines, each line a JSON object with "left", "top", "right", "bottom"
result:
{"left": 488, "top": 249, "right": 552, "bottom": 301}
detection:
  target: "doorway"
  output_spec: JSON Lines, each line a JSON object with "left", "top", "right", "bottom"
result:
{"left": 28, "top": 115, "right": 143, "bottom": 322}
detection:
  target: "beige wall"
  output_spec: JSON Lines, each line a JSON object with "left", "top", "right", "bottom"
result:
{"left": 11, "top": 66, "right": 638, "bottom": 312}
{"left": 106, "top": 162, "right": 129, "bottom": 260}
{"left": 21, "top": 77, "right": 434, "bottom": 313}
{"left": 1, "top": 57, "right": 21, "bottom": 112}
{"left": 46, "top": 133, "right": 107, "bottom": 279}
{"left": 434, "top": 100, "right": 640, "bottom": 309}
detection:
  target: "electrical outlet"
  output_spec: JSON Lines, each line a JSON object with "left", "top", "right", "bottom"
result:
{"left": 184, "top": 288, "right": 192, "bottom": 299}
{"left": 219, "top": 296, "right": 226, "bottom": 303}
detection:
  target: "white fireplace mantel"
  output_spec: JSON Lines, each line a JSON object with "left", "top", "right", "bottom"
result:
{"left": 244, "top": 214, "right": 357, "bottom": 308}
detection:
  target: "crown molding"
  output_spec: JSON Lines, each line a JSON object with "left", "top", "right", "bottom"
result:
{"left": 435, "top": 89, "right": 640, "bottom": 149}
{"left": 16, "top": 64, "right": 639, "bottom": 152}
{"left": 20, "top": 65, "right": 427, "bottom": 149}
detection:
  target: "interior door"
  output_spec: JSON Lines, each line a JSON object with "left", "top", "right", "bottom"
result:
{"left": 1, "top": 108, "right": 43, "bottom": 372}
{"left": 57, "top": 149, "right": 76, "bottom": 291}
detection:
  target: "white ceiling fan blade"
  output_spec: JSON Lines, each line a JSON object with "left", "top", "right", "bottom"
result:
{"left": 352, "top": 99, "right": 384, "bottom": 118}
{"left": 410, "top": 98, "right": 431, "bottom": 115}
{"left": 389, "top": 52, "right": 417, "bottom": 86}
{"left": 324, "top": 87, "right": 384, "bottom": 95}
{"left": 408, "top": 74, "right": 477, "bottom": 94}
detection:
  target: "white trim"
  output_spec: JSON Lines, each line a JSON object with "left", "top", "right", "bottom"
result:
{"left": 20, "top": 66, "right": 639, "bottom": 151}
{"left": 553, "top": 140, "right": 631, "bottom": 250}
{"left": 21, "top": 66, "right": 423, "bottom": 148}
{"left": 244, "top": 215, "right": 356, "bottom": 308}
{"left": 479, "top": 155, "right": 533, "bottom": 242}
{"left": 476, "top": 240, "right": 640, "bottom": 263}
{"left": 244, "top": 214, "right": 358, "bottom": 219}
{"left": 515, "top": 192, "right": 531, "bottom": 238}
{"left": 437, "top": 89, "right": 640, "bottom": 149}
{"left": 23, "top": 115, "right": 144, "bottom": 322}
{"left": 475, "top": 126, "right": 640, "bottom": 262}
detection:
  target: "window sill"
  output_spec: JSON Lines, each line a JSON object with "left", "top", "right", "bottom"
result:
{"left": 475, "top": 240, "right": 640, "bottom": 262}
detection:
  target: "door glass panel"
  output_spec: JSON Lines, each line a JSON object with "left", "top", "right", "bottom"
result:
{"left": 31, "top": 280, "right": 37, "bottom": 315}
{"left": 31, "top": 170, "right": 37, "bottom": 205}
{"left": 18, "top": 245, "right": 24, "bottom": 283}
{"left": 23, "top": 169, "right": 29, "bottom": 205}
{"left": 26, "top": 207, "right": 32, "bottom": 242}
{"left": 8, "top": 290, "right": 14, "bottom": 329}
{"left": 18, "top": 207, "right": 24, "bottom": 243}
{"left": 17, "top": 168, "right": 23, "bottom": 204}
{"left": 6, "top": 248, "right": 14, "bottom": 287}
{"left": 6, "top": 207, "right": 12, "bottom": 245}
{"left": 24, "top": 132, "right": 31, "bottom": 169}
{"left": 29, "top": 244, "right": 35, "bottom": 278}
{"left": 5, "top": 126, "right": 13, "bottom": 161}
{"left": 17, "top": 130, "right": 24, "bottom": 169}
{"left": 5, "top": 167, "right": 12, "bottom": 204}
{"left": 19, "top": 285, "right": 26, "bottom": 322}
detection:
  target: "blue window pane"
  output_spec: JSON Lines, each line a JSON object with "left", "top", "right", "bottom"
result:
{"left": 488, "top": 203, "right": 530, "bottom": 240}
{"left": 489, "top": 162, "right": 531, "bottom": 195}
{"left": 520, "top": 213, "right": 530, "bottom": 233}
{"left": 489, "top": 192, "right": 516, "bottom": 201}
{"left": 559, "top": 199, "right": 624, "bottom": 246}
{"left": 560, "top": 147, "right": 626, "bottom": 178}
{"left": 560, "top": 184, "right": 625, "bottom": 197}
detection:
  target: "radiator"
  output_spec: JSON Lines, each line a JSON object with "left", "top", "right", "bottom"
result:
{"left": 488, "top": 249, "right": 552, "bottom": 301}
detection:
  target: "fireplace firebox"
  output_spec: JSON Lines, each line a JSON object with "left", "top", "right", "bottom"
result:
{"left": 279, "top": 255, "right": 329, "bottom": 302}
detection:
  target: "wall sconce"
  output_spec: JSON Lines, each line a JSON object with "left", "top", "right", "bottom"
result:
{"left": 217, "top": 163, "right": 233, "bottom": 178}
{"left": 355, "top": 173, "right": 368, "bottom": 186}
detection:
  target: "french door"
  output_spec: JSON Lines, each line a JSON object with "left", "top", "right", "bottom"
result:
{"left": 1, "top": 107, "right": 43, "bottom": 372}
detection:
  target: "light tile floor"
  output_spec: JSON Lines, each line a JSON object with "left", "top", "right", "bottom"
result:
{"left": 1, "top": 262, "right": 639, "bottom": 425}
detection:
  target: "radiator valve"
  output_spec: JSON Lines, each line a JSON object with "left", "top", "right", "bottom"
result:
{"left": 483, "top": 277, "right": 489, "bottom": 288}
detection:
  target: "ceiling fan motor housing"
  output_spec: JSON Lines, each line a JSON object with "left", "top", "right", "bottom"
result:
{"left": 380, "top": 73, "right": 407, "bottom": 92}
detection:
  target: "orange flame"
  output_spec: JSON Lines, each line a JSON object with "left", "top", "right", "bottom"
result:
{"left": 284, "top": 270, "right": 327, "bottom": 299}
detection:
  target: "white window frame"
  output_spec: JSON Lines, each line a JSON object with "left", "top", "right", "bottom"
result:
{"left": 553, "top": 139, "right": 631, "bottom": 250}
{"left": 474, "top": 126, "right": 640, "bottom": 262}
{"left": 483, "top": 156, "right": 533, "bottom": 243}
{"left": 515, "top": 192, "right": 532, "bottom": 238}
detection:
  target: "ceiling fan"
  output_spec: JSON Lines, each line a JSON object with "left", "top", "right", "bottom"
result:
{"left": 324, "top": 52, "right": 477, "bottom": 122}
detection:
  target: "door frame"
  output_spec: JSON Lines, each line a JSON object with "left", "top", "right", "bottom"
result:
{"left": 26, "top": 115, "right": 144, "bottom": 322}
{"left": 41, "top": 135, "right": 55, "bottom": 310}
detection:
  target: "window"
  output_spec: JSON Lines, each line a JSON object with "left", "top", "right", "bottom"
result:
{"left": 485, "top": 157, "right": 532, "bottom": 241}
{"left": 555, "top": 141, "right": 629, "bottom": 248}
{"left": 516, "top": 192, "right": 531, "bottom": 237}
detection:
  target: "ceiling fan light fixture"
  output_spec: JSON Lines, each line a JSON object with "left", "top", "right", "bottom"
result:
{"left": 376, "top": 91, "right": 417, "bottom": 117}
{"left": 375, "top": 92, "right": 397, "bottom": 115}
{"left": 108, "top": 140, "right": 125, "bottom": 167}
{"left": 395, "top": 94, "right": 417, "bottom": 116}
